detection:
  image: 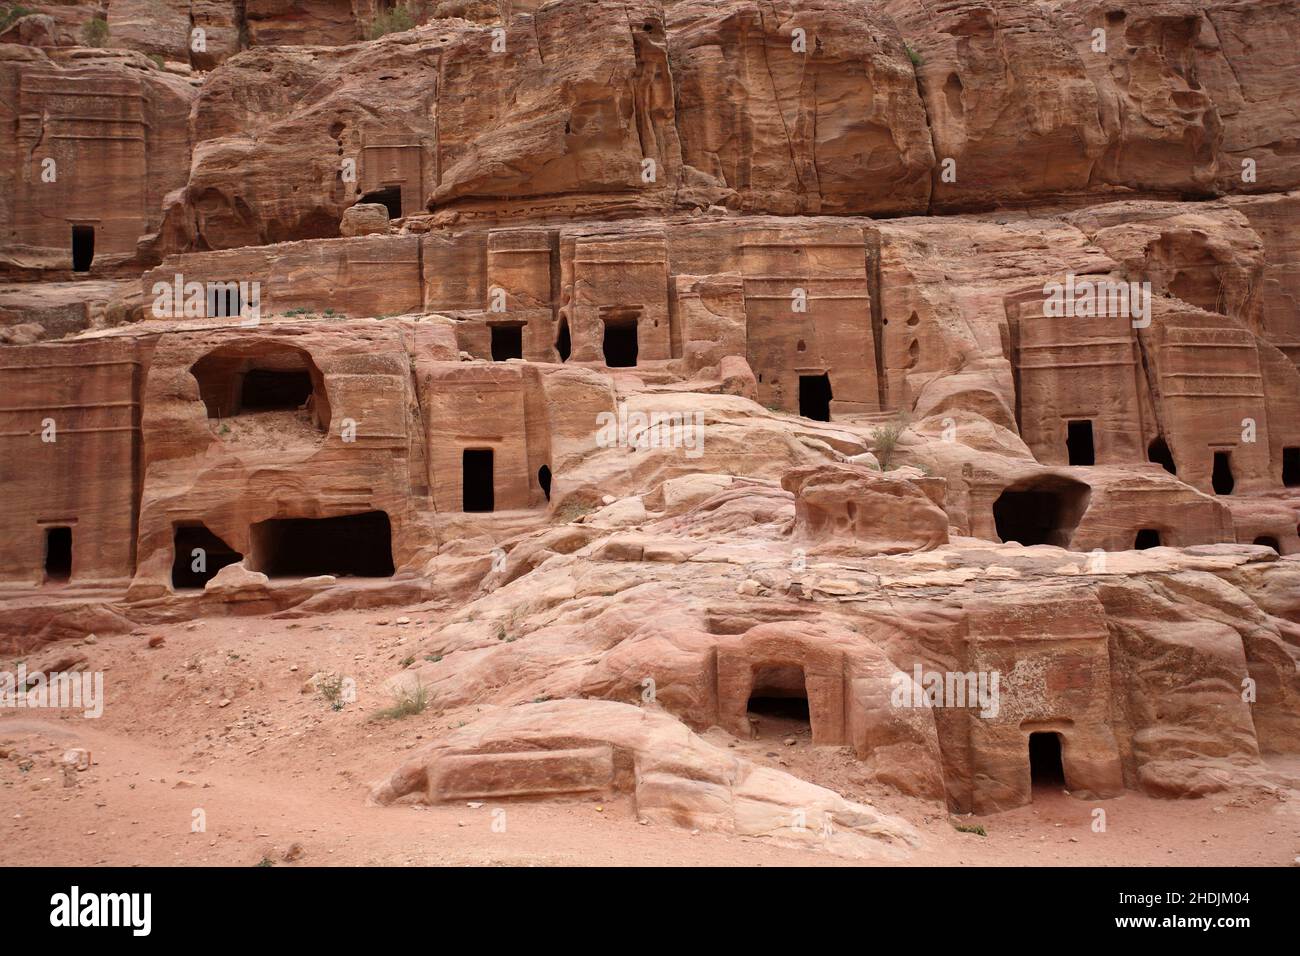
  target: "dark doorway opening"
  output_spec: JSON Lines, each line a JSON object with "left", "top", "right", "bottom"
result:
{"left": 44, "top": 527, "right": 71, "bottom": 583}
{"left": 1134, "top": 528, "right": 1162, "bottom": 550}
{"left": 360, "top": 186, "right": 401, "bottom": 220}
{"left": 747, "top": 664, "right": 811, "bottom": 738}
{"left": 1066, "top": 419, "right": 1095, "bottom": 466}
{"left": 555, "top": 317, "right": 571, "bottom": 362}
{"left": 1283, "top": 447, "right": 1300, "bottom": 487}
{"left": 1212, "top": 451, "right": 1235, "bottom": 495}
{"left": 993, "top": 476, "right": 1091, "bottom": 547}
{"left": 71, "top": 226, "right": 94, "bottom": 272}
{"left": 172, "top": 524, "right": 243, "bottom": 589}
{"left": 240, "top": 368, "right": 312, "bottom": 411}
{"left": 249, "top": 511, "right": 393, "bottom": 578}
{"left": 798, "top": 373, "right": 833, "bottom": 421}
{"left": 1029, "top": 731, "right": 1066, "bottom": 789}
{"left": 1254, "top": 536, "right": 1280, "bottom": 551}
{"left": 1148, "top": 435, "right": 1177, "bottom": 475}
{"left": 463, "top": 449, "right": 494, "bottom": 513}
{"left": 207, "top": 284, "right": 241, "bottom": 319}
{"left": 602, "top": 314, "right": 639, "bottom": 367}
{"left": 537, "top": 465, "right": 552, "bottom": 502}
{"left": 490, "top": 324, "right": 523, "bottom": 362}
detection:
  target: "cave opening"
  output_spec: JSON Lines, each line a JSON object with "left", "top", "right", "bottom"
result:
{"left": 537, "top": 465, "right": 552, "bottom": 502}
{"left": 1212, "top": 451, "right": 1235, "bottom": 495}
{"left": 207, "top": 284, "right": 241, "bottom": 319}
{"left": 555, "top": 317, "right": 571, "bottom": 362}
{"left": 490, "top": 323, "right": 523, "bottom": 362}
{"left": 1254, "top": 536, "right": 1280, "bottom": 551}
{"left": 462, "top": 448, "right": 495, "bottom": 513}
{"left": 601, "top": 312, "right": 639, "bottom": 367}
{"left": 993, "top": 475, "right": 1091, "bottom": 547}
{"left": 1066, "top": 419, "right": 1095, "bottom": 466}
{"left": 1134, "top": 528, "right": 1162, "bottom": 550}
{"left": 190, "top": 342, "right": 329, "bottom": 430}
{"left": 240, "top": 368, "right": 313, "bottom": 411}
{"left": 798, "top": 373, "right": 833, "bottom": 422}
{"left": 747, "top": 664, "right": 811, "bottom": 738}
{"left": 1029, "top": 731, "right": 1066, "bottom": 789}
{"left": 71, "top": 226, "right": 94, "bottom": 272}
{"left": 44, "top": 527, "right": 71, "bottom": 583}
{"left": 1148, "top": 435, "right": 1177, "bottom": 475}
{"left": 1283, "top": 447, "right": 1300, "bottom": 487}
{"left": 359, "top": 185, "right": 401, "bottom": 220}
{"left": 249, "top": 511, "right": 393, "bottom": 578}
{"left": 172, "top": 524, "right": 243, "bottom": 589}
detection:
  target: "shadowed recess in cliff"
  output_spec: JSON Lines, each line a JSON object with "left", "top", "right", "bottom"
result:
{"left": 190, "top": 341, "right": 330, "bottom": 431}
{"left": 994, "top": 475, "right": 1091, "bottom": 548}
{"left": 248, "top": 512, "right": 394, "bottom": 578}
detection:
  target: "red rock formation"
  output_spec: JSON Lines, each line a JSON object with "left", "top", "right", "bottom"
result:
{"left": 2, "top": 0, "right": 1300, "bottom": 860}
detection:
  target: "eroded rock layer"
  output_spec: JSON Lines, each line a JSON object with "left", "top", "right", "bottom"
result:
{"left": 2, "top": 0, "right": 1299, "bottom": 859}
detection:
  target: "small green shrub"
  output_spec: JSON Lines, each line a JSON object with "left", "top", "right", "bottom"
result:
{"left": 81, "top": 15, "right": 109, "bottom": 48}
{"left": 367, "top": 4, "right": 414, "bottom": 40}
{"left": 905, "top": 44, "right": 922, "bottom": 67}
{"left": 0, "top": 5, "right": 35, "bottom": 34}
{"left": 870, "top": 412, "right": 911, "bottom": 471}
{"left": 318, "top": 672, "right": 348, "bottom": 711}
{"left": 377, "top": 681, "right": 427, "bottom": 719}
{"left": 954, "top": 822, "right": 987, "bottom": 837}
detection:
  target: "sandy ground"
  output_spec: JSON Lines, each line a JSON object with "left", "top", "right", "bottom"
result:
{"left": 2, "top": 608, "right": 1297, "bottom": 867}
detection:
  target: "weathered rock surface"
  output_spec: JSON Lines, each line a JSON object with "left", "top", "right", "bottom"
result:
{"left": 782, "top": 463, "right": 949, "bottom": 554}
{"left": 0, "top": 44, "right": 197, "bottom": 276}
{"left": 372, "top": 698, "right": 920, "bottom": 858}
{"left": 7, "top": 0, "right": 1287, "bottom": 265}
{"left": 2, "top": 0, "right": 1299, "bottom": 860}
{"left": 338, "top": 203, "right": 391, "bottom": 237}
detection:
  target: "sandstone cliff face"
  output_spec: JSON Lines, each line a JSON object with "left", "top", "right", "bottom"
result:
{"left": 154, "top": 0, "right": 1300, "bottom": 251}
{"left": 3, "top": 0, "right": 1300, "bottom": 857}
{"left": 668, "top": 0, "right": 935, "bottom": 215}
{"left": 7, "top": 0, "right": 1300, "bottom": 266}
{"left": 887, "top": 0, "right": 1109, "bottom": 209}
{"left": 0, "top": 45, "right": 197, "bottom": 276}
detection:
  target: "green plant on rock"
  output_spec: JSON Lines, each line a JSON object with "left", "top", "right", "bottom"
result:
{"left": 870, "top": 412, "right": 911, "bottom": 471}
{"left": 81, "top": 15, "right": 109, "bottom": 48}
{"left": 0, "top": 5, "right": 35, "bottom": 34}
{"left": 367, "top": 4, "right": 414, "bottom": 40}
{"left": 377, "top": 681, "right": 427, "bottom": 719}
{"left": 318, "top": 672, "right": 347, "bottom": 711}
